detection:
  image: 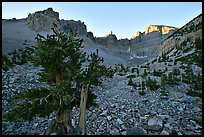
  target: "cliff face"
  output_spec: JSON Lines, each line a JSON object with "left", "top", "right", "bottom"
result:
{"left": 60, "top": 19, "right": 87, "bottom": 37}
{"left": 131, "top": 25, "right": 177, "bottom": 43}
{"left": 26, "top": 8, "right": 60, "bottom": 32}
{"left": 128, "top": 25, "right": 177, "bottom": 61}
{"left": 144, "top": 25, "right": 176, "bottom": 35}
{"left": 26, "top": 7, "right": 88, "bottom": 37}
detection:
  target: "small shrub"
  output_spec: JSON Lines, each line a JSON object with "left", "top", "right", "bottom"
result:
{"left": 186, "top": 90, "right": 202, "bottom": 98}
{"left": 126, "top": 74, "right": 136, "bottom": 79}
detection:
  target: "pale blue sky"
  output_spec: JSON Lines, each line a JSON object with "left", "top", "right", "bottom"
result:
{"left": 2, "top": 2, "right": 202, "bottom": 39}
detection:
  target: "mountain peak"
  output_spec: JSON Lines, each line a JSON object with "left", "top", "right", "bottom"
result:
{"left": 26, "top": 7, "right": 60, "bottom": 32}
{"left": 144, "top": 25, "right": 176, "bottom": 35}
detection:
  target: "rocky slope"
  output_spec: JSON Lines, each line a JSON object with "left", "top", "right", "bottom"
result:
{"left": 160, "top": 13, "right": 202, "bottom": 54}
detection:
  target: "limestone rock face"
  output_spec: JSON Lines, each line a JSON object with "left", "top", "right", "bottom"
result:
{"left": 132, "top": 31, "right": 142, "bottom": 39}
{"left": 87, "top": 31, "right": 94, "bottom": 40}
{"left": 26, "top": 7, "right": 60, "bottom": 32}
{"left": 60, "top": 19, "right": 87, "bottom": 37}
{"left": 95, "top": 34, "right": 118, "bottom": 48}
{"left": 128, "top": 25, "right": 177, "bottom": 63}
{"left": 144, "top": 25, "right": 176, "bottom": 35}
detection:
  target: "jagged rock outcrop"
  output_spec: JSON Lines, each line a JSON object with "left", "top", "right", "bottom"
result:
{"left": 26, "top": 7, "right": 60, "bottom": 32}
{"left": 94, "top": 33, "right": 118, "bottom": 48}
{"left": 60, "top": 19, "right": 87, "bottom": 37}
{"left": 87, "top": 31, "right": 95, "bottom": 40}
{"left": 26, "top": 7, "right": 88, "bottom": 35}
{"left": 132, "top": 31, "right": 142, "bottom": 39}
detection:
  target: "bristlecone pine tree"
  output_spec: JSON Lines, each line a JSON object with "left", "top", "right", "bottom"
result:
{"left": 4, "top": 24, "right": 86, "bottom": 135}
{"left": 33, "top": 24, "right": 87, "bottom": 135}
{"left": 4, "top": 24, "right": 114, "bottom": 135}
{"left": 77, "top": 49, "right": 114, "bottom": 135}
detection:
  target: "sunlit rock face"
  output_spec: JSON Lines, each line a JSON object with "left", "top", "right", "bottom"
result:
{"left": 132, "top": 31, "right": 142, "bottom": 39}
{"left": 144, "top": 25, "right": 176, "bottom": 35}
{"left": 128, "top": 25, "right": 177, "bottom": 62}
{"left": 26, "top": 7, "right": 60, "bottom": 32}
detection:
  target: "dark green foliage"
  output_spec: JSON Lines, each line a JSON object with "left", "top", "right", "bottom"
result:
{"left": 184, "top": 63, "right": 193, "bottom": 82}
{"left": 138, "top": 80, "right": 146, "bottom": 96}
{"left": 8, "top": 46, "right": 36, "bottom": 66}
{"left": 182, "top": 45, "right": 192, "bottom": 53}
{"left": 186, "top": 90, "right": 202, "bottom": 98}
{"left": 160, "top": 90, "right": 168, "bottom": 97}
{"left": 139, "top": 90, "right": 146, "bottom": 96}
{"left": 161, "top": 74, "right": 167, "bottom": 90}
{"left": 131, "top": 67, "right": 138, "bottom": 73}
{"left": 140, "top": 65, "right": 148, "bottom": 68}
{"left": 191, "top": 74, "right": 202, "bottom": 91}
{"left": 158, "top": 53, "right": 168, "bottom": 62}
{"left": 168, "top": 58, "right": 173, "bottom": 62}
{"left": 11, "top": 50, "right": 17, "bottom": 64}
{"left": 5, "top": 87, "right": 56, "bottom": 121}
{"left": 151, "top": 58, "right": 157, "bottom": 64}
{"left": 179, "top": 65, "right": 186, "bottom": 69}
{"left": 5, "top": 25, "right": 87, "bottom": 122}
{"left": 167, "top": 72, "right": 177, "bottom": 85}
{"left": 136, "top": 67, "right": 139, "bottom": 76}
{"left": 82, "top": 49, "right": 114, "bottom": 86}
{"left": 87, "top": 88, "right": 98, "bottom": 107}
{"left": 2, "top": 55, "right": 14, "bottom": 71}
{"left": 145, "top": 77, "right": 160, "bottom": 91}
{"left": 114, "top": 64, "right": 129, "bottom": 76}
{"left": 195, "top": 37, "right": 202, "bottom": 50}
{"left": 173, "top": 37, "right": 202, "bottom": 67}
{"left": 142, "top": 69, "right": 148, "bottom": 77}
{"left": 172, "top": 68, "right": 180, "bottom": 76}
{"left": 126, "top": 74, "right": 136, "bottom": 79}
{"left": 127, "top": 78, "right": 137, "bottom": 89}
{"left": 32, "top": 25, "right": 86, "bottom": 84}
{"left": 153, "top": 69, "right": 163, "bottom": 77}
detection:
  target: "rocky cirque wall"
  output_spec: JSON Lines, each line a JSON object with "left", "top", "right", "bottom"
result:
{"left": 129, "top": 25, "right": 177, "bottom": 61}
{"left": 2, "top": 7, "right": 178, "bottom": 66}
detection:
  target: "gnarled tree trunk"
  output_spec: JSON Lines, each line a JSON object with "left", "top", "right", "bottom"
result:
{"left": 44, "top": 102, "right": 72, "bottom": 135}
{"left": 43, "top": 73, "right": 72, "bottom": 135}
{"left": 78, "top": 84, "right": 89, "bottom": 135}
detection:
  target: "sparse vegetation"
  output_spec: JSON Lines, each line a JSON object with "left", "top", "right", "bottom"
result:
{"left": 126, "top": 74, "right": 136, "bottom": 79}
{"left": 145, "top": 77, "right": 160, "bottom": 91}
{"left": 186, "top": 90, "right": 202, "bottom": 98}
{"left": 153, "top": 69, "right": 163, "bottom": 77}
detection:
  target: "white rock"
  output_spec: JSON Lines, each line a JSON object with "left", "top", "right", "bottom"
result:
{"left": 121, "top": 131, "right": 126, "bottom": 135}
{"left": 50, "top": 132, "right": 57, "bottom": 135}
{"left": 148, "top": 118, "right": 163, "bottom": 127}
{"left": 100, "top": 110, "right": 108, "bottom": 116}
{"left": 117, "top": 118, "right": 124, "bottom": 125}
{"left": 110, "top": 127, "right": 120, "bottom": 135}
{"left": 160, "top": 130, "right": 169, "bottom": 135}
{"left": 107, "top": 116, "right": 112, "bottom": 121}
